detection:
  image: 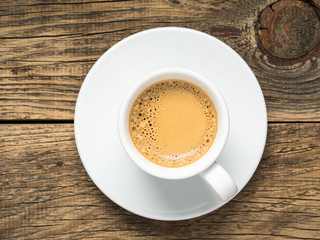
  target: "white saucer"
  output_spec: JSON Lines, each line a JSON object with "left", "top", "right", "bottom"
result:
{"left": 74, "top": 27, "right": 267, "bottom": 221}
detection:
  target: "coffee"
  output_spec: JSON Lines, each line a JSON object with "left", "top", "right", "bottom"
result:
{"left": 129, "top": 79, "right": 217, "bottom": 168}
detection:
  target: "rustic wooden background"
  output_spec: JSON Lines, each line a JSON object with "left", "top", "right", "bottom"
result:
{"left": 1, "top": 0, "right": 319, "bottom": 239}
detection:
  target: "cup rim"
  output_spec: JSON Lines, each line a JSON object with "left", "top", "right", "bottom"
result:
{"left": 118, "top": 67, "right": 229, "bottom": 179}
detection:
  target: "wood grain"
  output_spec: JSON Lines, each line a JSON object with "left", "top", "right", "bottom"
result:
{"left": 0, "top": 123, "right": 319, "bottom": 239}
{"left": 1, "top": 1, "right": 320, "bottom": 239}
{"left": 0, "top": 0, "right": 319, "bottom": 121}
{"left": 258, "top": 0, "right": 320, "bottom": 59}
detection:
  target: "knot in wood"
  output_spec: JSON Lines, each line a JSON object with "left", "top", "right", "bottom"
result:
{"left": 258, "top": 0, "right": 320, "bottom": 59}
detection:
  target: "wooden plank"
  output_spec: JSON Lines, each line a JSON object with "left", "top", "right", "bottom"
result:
{"left": 0, "top": 123, "right": 319, "bottom": 239}
{"left": 0, "top": 0, "right": 319, "bottom": 121}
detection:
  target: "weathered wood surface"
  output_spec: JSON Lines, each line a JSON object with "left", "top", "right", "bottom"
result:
{"left": 0, "top": 123, "right": 319, "bottom": 239}
{"left": 0, "top": 0, "right": 319, "bottom": 121}
{"left": 1, "top": 0, "right": 320, "bottom": 239}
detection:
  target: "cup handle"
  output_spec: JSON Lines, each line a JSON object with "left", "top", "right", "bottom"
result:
{"left": 199, "top": 162, "right": 238, "bottom": 202}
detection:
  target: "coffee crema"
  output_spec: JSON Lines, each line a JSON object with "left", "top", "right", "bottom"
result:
{"left": 129, "top": 79, "right": 217, "bottom": 168}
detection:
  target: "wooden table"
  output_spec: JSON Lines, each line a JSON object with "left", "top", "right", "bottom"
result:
{"left": 1, "top": 0, "right": 319, "bottom": 239}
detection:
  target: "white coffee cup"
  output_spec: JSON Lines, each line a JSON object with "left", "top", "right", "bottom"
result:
{"left": 118, "top": 68, "right": 238, "bottom": 202}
